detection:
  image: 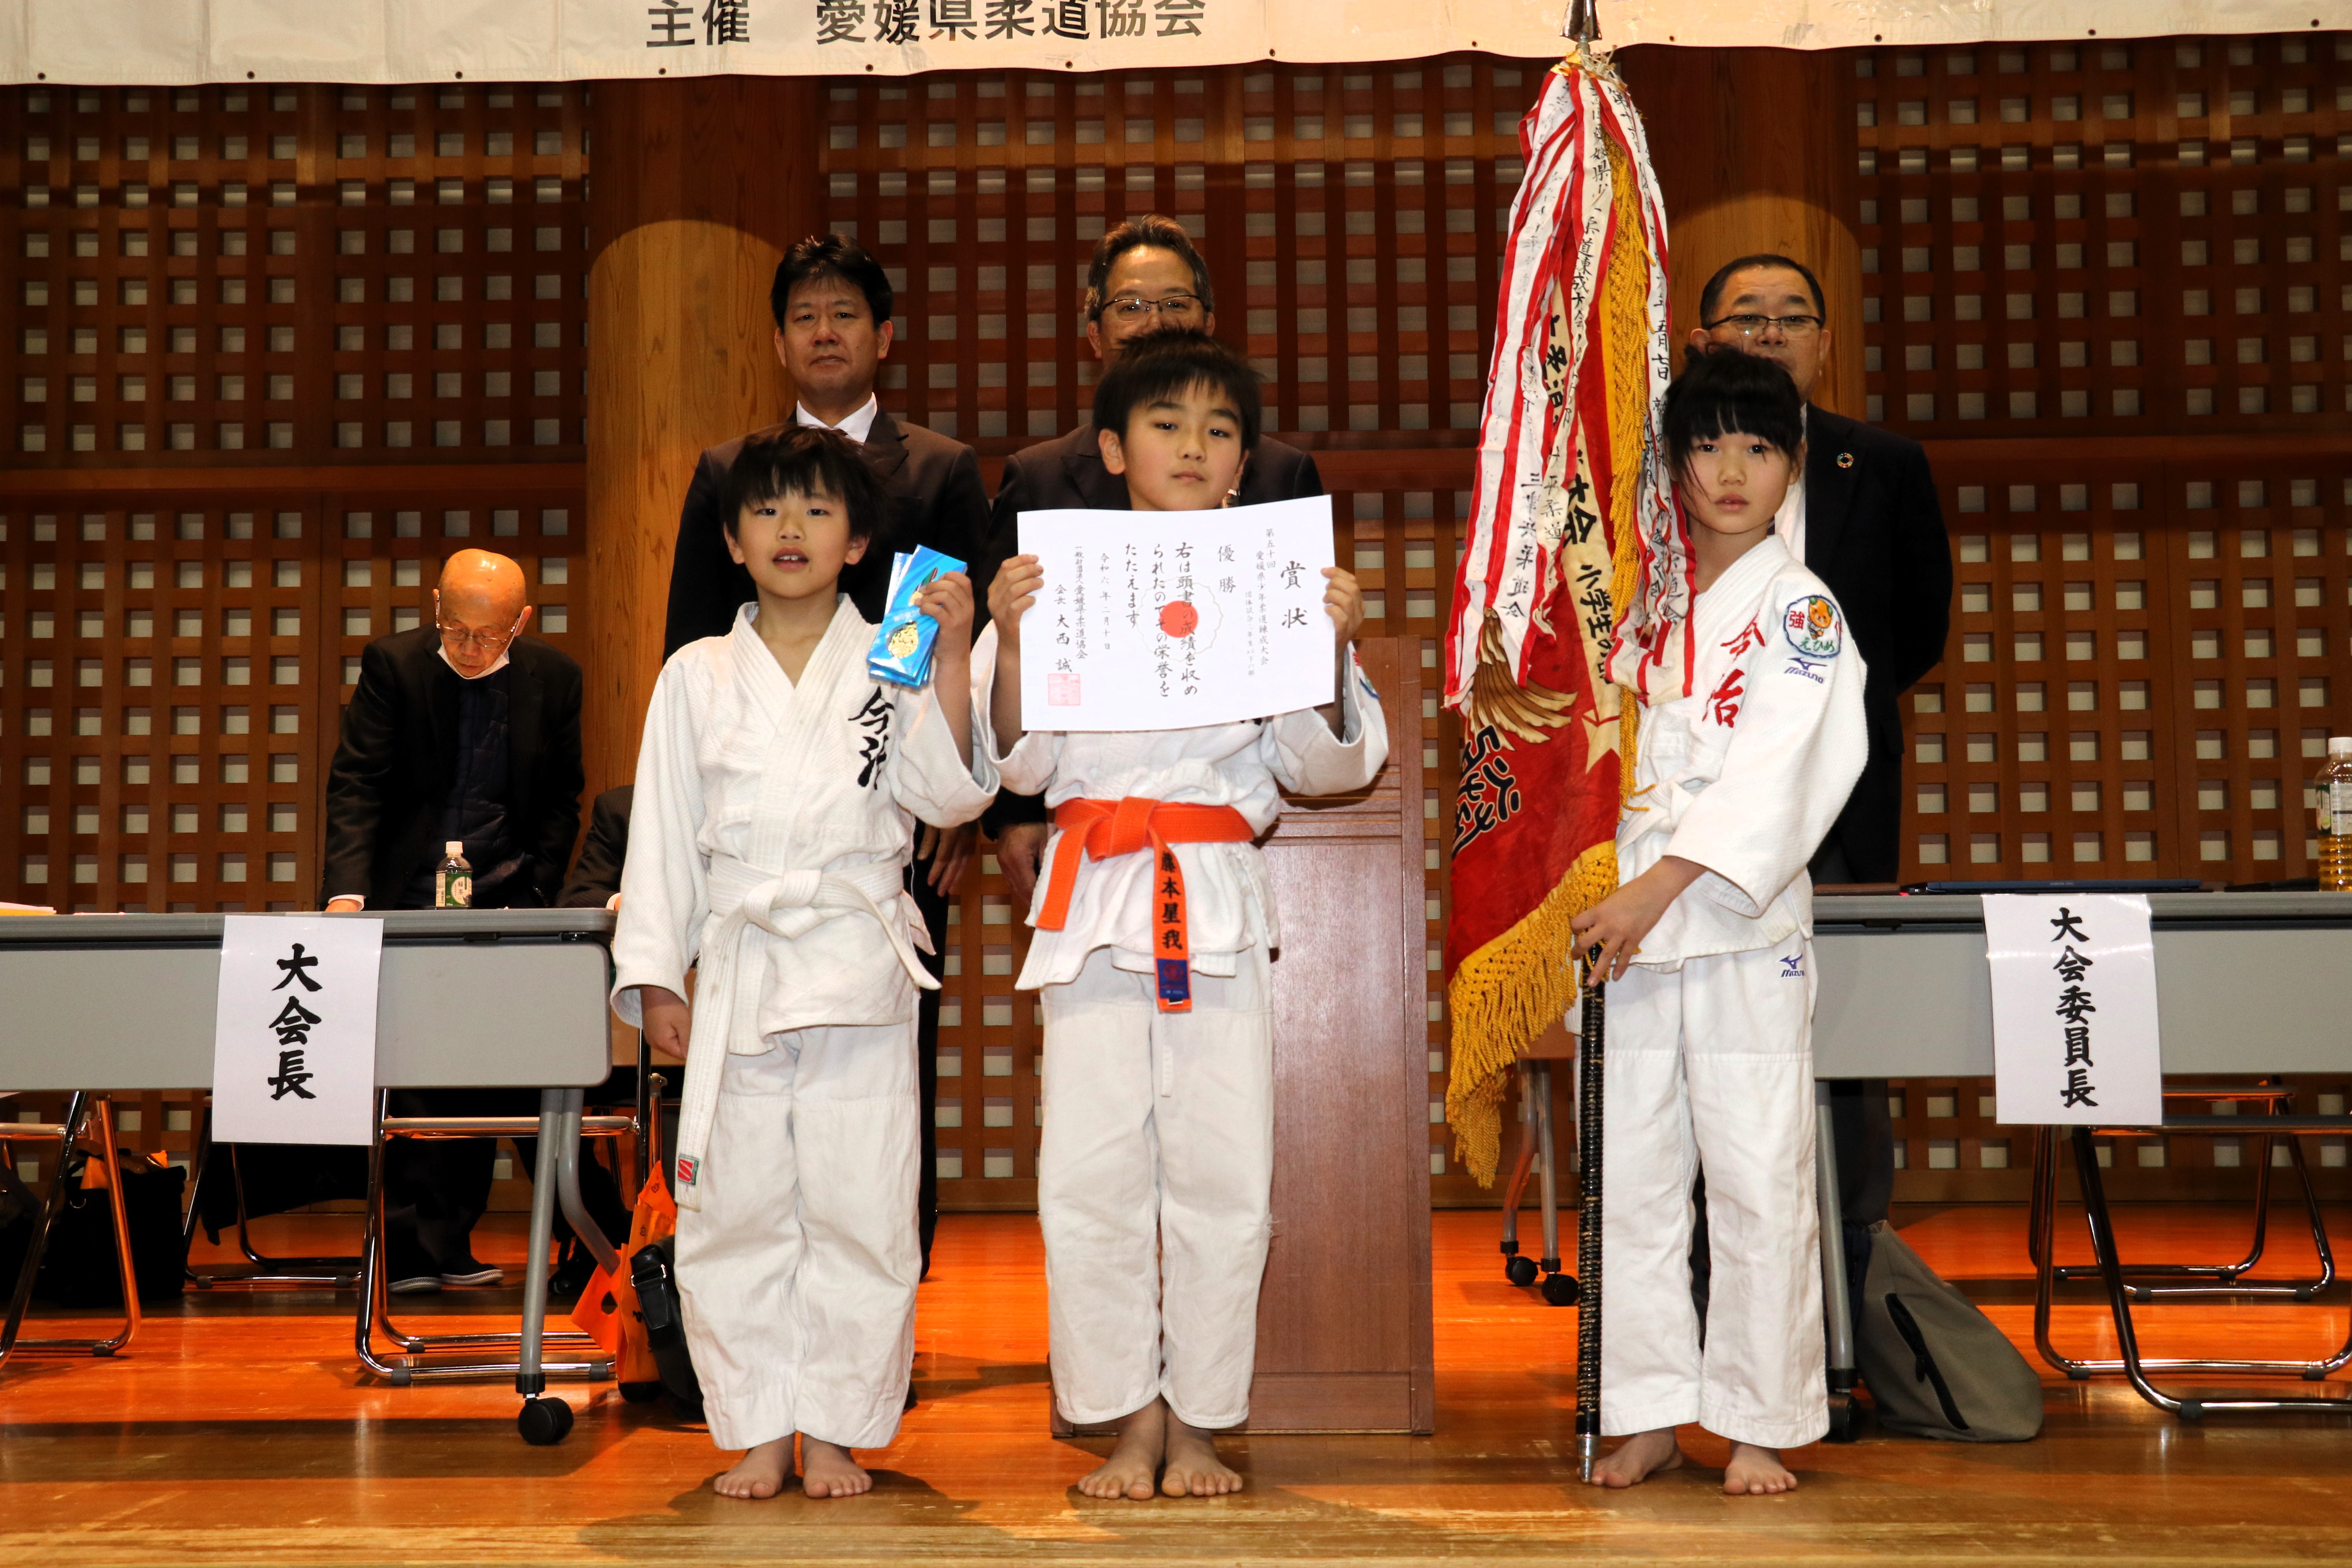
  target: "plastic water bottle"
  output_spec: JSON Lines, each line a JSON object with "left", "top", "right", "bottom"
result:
{"left": 436, "top": 840, "right": 474, "bottom": 908}
{"left": 2319, "top": 739, "right": 2352, "bottom": 891}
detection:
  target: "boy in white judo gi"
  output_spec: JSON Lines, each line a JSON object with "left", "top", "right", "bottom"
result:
{"left": 977, "top": 332, "right": 1389, "bottom": 1499}
{"left": 612, "top": 428, "right": 995, "bottom": 1501}
{"left": 1570, "top": 348, "right": 1867, "bottom": 1495}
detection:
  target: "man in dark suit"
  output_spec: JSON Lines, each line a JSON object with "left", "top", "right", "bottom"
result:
{"left": 659, "top": 235, "right": 989, "bottom": 1276}
{"left": 662, "top": 234, "right": 991, "bottom": 654}
{"left": 557, "top": 785, "right": 632, "bottom": 911}
{"left": 1686, "top": 252, "right": 1953, "bottom": 1321}
{"left": 323, "top": 548, "right": 586, "bottom": 1291}
{"left": 984, "top": 214, "right": 1328, "bottom": 906}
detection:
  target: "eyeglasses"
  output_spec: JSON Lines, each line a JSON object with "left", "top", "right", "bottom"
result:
{"left": 1102, "top": 293, "right": 1206, "bottom": 322}
{"left": 1705, "top": 313, "right": 1825, "bottom": 339}
{"left": 433, "top": 592, "right": 526, "bottom": 653}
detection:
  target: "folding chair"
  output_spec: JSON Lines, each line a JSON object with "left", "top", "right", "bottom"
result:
{"left": 2030, "top": 1086, "right": 2352, "bottom": 1418}
{"left": 354, "top": 1086, "right": 635, "bottom": 1388}
{"left": 180, "top": 1101, "right": 363, "bottom": 1291}
{"left": 1, "top": 1093, "right": 140, "bottom": 1374}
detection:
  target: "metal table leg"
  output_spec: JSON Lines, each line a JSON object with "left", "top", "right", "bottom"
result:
{"left": 1533, "top": 1061, "right": 1572, "bottom": 1306}
{"left": 514, "top": 1090, "right": 575, "bottom": 1444}
{"left": 1814, "top": 1080, "right": 1858, "bottom": 1441}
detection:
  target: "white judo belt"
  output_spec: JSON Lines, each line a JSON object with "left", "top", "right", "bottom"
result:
{"left": 671, "top": 855, "right": 936, "bottom": 1209}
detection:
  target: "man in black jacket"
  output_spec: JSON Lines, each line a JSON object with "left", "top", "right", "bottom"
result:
{"left": 325, "top": 552, "right": 583, "bottom": 913}
{"left": 984, "top": 215, "right": 1328, "bottom": 905}
{"left": 659, "top": 235, "right": 989, "bottom": 1275}
{"left": 1686, "top": 253, "right": 1953, "bottom": 1315}
{"left": 323, "top": 548, "right": 585, "bottom": 1291}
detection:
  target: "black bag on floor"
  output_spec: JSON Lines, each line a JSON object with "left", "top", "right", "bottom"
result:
{"left": 36, "top": 1152, "right": 189, "bottom": 1307}
{"left": 1855, "top": 1221, "right": 2042, "bottom": 1442}
{"left": 630, "top": 1237, "right": 706, "bottom": 1422}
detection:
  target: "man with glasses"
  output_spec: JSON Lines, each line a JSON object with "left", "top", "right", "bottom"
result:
{"left": 322, "top": 548, "right": 587, "bottom": 1291}
{"left": 982, "top": 215, "right": 1326, "bottom": 908}
{"left": 1685, "top": 253, "right": 1952, "bottom": 1328}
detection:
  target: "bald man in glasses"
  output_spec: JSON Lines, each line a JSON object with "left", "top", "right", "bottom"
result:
{"left": 321, "top": 548, "right": 589, "bottom": 1292}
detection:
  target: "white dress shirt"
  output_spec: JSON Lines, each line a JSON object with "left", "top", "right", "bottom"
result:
{"left": 794, "top": 394, "right": 880, "bottom": 445}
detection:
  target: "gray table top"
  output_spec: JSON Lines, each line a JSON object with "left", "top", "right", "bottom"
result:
{"left": 0, "top": 908, "right": 617, "bottom": 944}
{"left": 0, "top": 909, "right": 619, "bottom": 1092}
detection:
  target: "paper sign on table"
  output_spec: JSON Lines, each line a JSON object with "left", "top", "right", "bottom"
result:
{"left": 1016, "top": 495, "right": 1338, "bottom": 732}
{"left": 1984, "top": 893, "right": 2162, "bottom": 1126}
{"left": 210, "top": 915, "right": 383, "bottom": 1145}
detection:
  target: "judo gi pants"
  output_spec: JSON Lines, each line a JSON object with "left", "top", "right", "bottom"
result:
{"left": 1038, "top": 946, "right": 1273, "bottom": 1431}
{"left": 1600, "top": 933, "right": 1828, "bottom": 1450}
{"left": 674, "top": 1021, "right": 921, "bottom": 1453}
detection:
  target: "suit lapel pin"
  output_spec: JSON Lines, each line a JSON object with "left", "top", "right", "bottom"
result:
{"left": 1836, "top": 452, "right": 1855, "bottom": 469}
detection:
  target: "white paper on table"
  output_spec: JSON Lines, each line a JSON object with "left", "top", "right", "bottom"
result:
{"left": 1016, "top": 496, "right": 1338, "bottom": 731}
{"left": 1984, "top": 893, "right": 2161, "bottom": 1126}
{"left": 210, "top": 915, "right": 383, "bottom": 1145}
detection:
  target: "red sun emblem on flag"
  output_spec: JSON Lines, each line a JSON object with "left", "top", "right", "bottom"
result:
{"left": 1158, "top": 600, "right": 1199, "bottom": 638}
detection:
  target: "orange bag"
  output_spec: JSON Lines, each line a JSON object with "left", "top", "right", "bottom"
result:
{"left": 570, "top": 1167, "right": 677, "bottom": 1392}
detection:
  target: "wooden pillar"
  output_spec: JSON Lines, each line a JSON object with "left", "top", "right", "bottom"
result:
{"left": 582, "top": 78, "right": 824, "bottom": 800}
{"left": 1616, "top": 45, "right": 1864, "bottom": 418}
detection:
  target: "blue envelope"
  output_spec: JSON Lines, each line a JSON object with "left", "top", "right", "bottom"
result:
{"left": 868, "top": 544, "right": 965, "bottom": 688}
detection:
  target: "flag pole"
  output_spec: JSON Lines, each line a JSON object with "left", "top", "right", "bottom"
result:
{"left": 1574, "top": 946, "right": 1606, "bottom": 1482}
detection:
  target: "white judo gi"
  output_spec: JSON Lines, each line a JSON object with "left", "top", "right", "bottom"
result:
{"left": 1602, "top": 534, "right": 1866, "bottom": 1450}
{"left": 973, "top": 625, "right": 1389, "bottom": 1429}
{"left": 612, "top": 599, "right": 996, "bottom": 1453}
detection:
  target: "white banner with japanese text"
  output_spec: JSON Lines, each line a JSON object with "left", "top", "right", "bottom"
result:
{"left": 1, "top": 1, "right": 2325, "bottom": 85}
{"left": 210, "top": 915, "right": 383, "bottom": 1146}
{"left": 1983, "top": 893, "right": 2163, "bottom": 1127}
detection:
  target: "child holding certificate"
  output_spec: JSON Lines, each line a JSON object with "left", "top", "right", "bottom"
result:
{"left": 977, "top": 332, "right": 1389, "bottom": 1499}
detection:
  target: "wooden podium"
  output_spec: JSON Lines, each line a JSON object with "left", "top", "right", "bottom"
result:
{"left": 1054, "top": 637, "right": 1436, "bottom": 1436}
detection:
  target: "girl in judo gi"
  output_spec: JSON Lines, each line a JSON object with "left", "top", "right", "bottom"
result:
{"left": 976, "top": 332, "right": 1390, "bottom": 1499}
{"left": 611, "top": 428, "right": 996, "bottom": 1501}
{"left": 1568, "top": 347, "right": 1867, "bottom": 1495}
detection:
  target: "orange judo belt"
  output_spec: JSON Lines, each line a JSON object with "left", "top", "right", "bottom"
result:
{"left": 1035, "top": 797, "right": 1256, "bottom": 1012}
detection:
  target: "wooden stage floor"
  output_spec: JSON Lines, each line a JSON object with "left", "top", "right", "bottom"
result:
{"left": 4, "top": 1204, "right": 2350, "bottom": 1566}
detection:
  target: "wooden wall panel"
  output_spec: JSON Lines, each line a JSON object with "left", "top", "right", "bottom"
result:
{"left": 9, "top": 34, "right": 2352, "bottom": 1203}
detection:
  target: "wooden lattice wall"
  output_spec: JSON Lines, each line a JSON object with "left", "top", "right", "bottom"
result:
{"left": 7, "top": 39, "right": 2352, "bottom": 1203}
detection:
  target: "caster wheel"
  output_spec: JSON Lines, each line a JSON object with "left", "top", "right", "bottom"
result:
{"left": 1824, "top": 1395, "right": 1860, "bottom": 1444}
{"left": 1505, "top": 1255, "right": 1539, "bottom": 1287}
{"left": 518, "top": 1396, "right": 575, "bottom": 1446}
{"left": 1541, "top": 1272, "right": 1580, "bottom": 1307}
{"left": 619, "top": 1380, "right": 664, "bottom": 1405}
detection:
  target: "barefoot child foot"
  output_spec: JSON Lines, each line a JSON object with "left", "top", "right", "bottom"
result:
{"left": 1722, "top": 1441, "right": 1798, "bottom": 1495}
{"left": 1586, "top": 1427, "right": 1684, "bottom": 1488}
{"left": 798, "top": 1437, "right": 873, "bottom": 1498}
{"left": 713, "top": 1436, "right": 795, "bottom": 1499}
{"left": 1161, "top": 1415, "right": 1244, "bottom": 1497}
{"left": 1077, "top": 1399, "right": 1167, "bottom": 1500}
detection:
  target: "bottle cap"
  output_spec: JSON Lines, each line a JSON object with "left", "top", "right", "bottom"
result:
{"left": 446, "top": 840, "right": 465, "bottom": 855}
{"left": 2332, "top": 738, "right": 2352, "bottom": 755}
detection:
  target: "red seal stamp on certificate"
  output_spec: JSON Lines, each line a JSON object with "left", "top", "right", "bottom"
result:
{"left": 1047, "top": 673, "right": 1082, "bottom": 706}
{"left": 1158, "top": 600, "right": 1199, "bottom": 638}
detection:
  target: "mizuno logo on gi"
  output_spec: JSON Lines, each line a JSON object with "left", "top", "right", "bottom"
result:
{"left": 1784, "top": 657, "right": 1826, "bottom": 684}
{"left": 1779, "top": 955, "right": 1805, "bottom": 978}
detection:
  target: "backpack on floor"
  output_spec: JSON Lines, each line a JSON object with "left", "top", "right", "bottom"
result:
{"left": 1855, "top": 1221, "right": 2043, "bottom": 1443}
{"left": 35, "top": 1150, "right": 188, "bottom": 1307}
{"left": 570, "top": 1166, "right": 702, "bottom": 1420}
{"left": 630, "top": 1236, "right": 706, "bottom": 1422}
